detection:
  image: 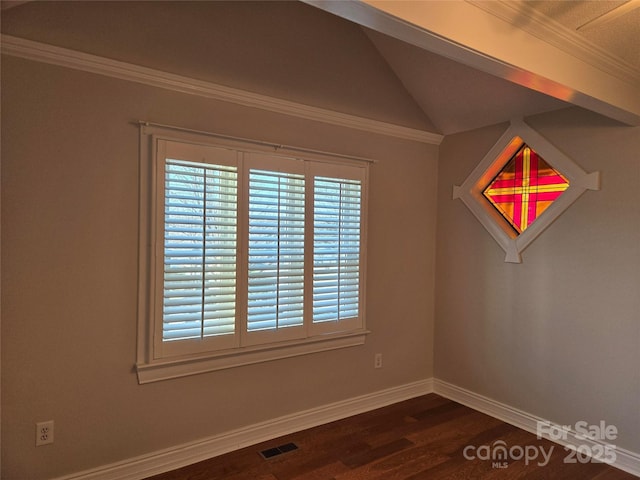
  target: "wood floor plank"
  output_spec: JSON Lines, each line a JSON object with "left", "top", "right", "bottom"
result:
{"left": 287, "top": 460, "right": 350, "bottom": 480}
{"left": 592, "top": 469, "right": 640, "bottom": 480}
{"left": 339, "top": 437, "right": 416, "bottom": 469}
{"left": 333, "top": 440, "right": 451, "bottom": 480}
{"left": 405, "top": 410, "right": 505, "bottom": 451}
{"left": 144, "top": 394, "right": 637, "bottom": 480}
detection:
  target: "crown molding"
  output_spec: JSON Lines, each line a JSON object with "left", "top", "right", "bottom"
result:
{"left": 467, "top": 0, "right": 640, "bottom": 87}
{"left": 1, "top": 34, "right": 443, "bottom": 145}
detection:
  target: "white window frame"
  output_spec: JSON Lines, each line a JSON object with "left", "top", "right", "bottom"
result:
{"left": 453, "top": 118, "right": 600, "bottom": 263}
{"left": 136, "top": 124, "right": 369, "bottom": 383}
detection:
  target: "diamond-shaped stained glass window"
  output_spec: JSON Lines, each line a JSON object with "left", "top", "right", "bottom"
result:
{"left": 482, "top": 144, "right": 569, "bottom": 234}
{"left": 453, "top": 120, "right": 599, "bottom": 263}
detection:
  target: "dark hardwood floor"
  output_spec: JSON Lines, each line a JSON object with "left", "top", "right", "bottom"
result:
{"left": 145, "top": 394, "right": 636, "bottom": 480}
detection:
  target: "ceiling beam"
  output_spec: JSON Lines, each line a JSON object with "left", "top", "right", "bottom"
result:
{"left": 305, "top": 0, "right": 640, "bottom": 126}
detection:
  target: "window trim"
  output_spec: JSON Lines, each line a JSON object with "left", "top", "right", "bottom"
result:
{"left": 136, "top": 123, "right": 370, "bottom": 384}
{"left": 452, "top": 118, "right": 600, "bottom": 263}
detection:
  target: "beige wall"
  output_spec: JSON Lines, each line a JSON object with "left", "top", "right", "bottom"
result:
{"left": 1, "top": 0, "right": 435, "bottom": 132}
{"left": 1, "top": 54, "right": 437, "bottom": 478}
{"left": 435, "top": 108, "right": 640, "bottom": 454}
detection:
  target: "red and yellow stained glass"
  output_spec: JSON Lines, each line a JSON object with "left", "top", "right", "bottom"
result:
{"left": 483, "top": 144, "right": 569, "bottom": 234}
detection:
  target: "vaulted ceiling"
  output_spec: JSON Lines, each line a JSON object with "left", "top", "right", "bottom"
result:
{"left": 2, "top": 0, "right": 639, "bottom": 136}
{"left": 307, "top": 0, "right": 640, "bottom": 134}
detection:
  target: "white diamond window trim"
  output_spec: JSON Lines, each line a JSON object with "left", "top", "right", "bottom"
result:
{"left": 453, "top": 119, "right": 600, "bottom": 263}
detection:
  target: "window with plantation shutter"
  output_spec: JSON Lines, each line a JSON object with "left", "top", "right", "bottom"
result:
{"left": 313, "top": 177, "right": 361, "bottom": 327}
{"left": 247, "top": 169, "right": 305, "bottom": 341}
{"left": 162, "top": 160, "right": 238, "bottom": 342}
{"left": 137, "top": 127, "right": 369, "bottom": 383}
{"left": 153, "top": 141, "right": 240, "bottom": 358}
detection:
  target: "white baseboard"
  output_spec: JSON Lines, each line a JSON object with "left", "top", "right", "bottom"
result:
{"left": 433, "top": 379, "right": 640, "bottom": 478}
{"left": 54, "top": 379, "right": 434, "bottom": 480}
{"left": 52, "top": 378, "right": 640, "bottom": 479}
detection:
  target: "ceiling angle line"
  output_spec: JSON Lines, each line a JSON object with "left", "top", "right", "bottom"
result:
{"left": 577, "top": 0, "right": 640, "bottom": 31}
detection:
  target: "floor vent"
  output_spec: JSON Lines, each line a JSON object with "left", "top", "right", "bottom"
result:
{"left": 259, "top": 442, "right": 299, "bottom": 459}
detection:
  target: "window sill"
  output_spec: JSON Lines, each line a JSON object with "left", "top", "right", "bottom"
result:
{"left": 136, "top": 330, "right": 370, "bottom": 384}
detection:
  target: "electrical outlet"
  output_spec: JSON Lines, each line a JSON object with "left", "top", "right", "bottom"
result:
{"left": 374, "top": 353, "right": 383, "bottom": 369}
{"left": 36, "top": 420, "right": 54, "bottom": 446}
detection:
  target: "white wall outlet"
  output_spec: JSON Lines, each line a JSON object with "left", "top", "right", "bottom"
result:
{"left": 36, "top": 420, "right": 54, "bottom": 446}
{"left": 374, "top": 353, "right": 383, "bottom": 369}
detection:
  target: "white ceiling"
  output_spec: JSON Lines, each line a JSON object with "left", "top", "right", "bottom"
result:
{"left": 528, "top": 0, "right": 640, "bottom": 68}
{"left": 363, "top": 27, "right": 571, "bottom": 134}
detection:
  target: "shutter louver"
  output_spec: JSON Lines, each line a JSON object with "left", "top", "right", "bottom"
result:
{"left": 313, "top": 177, "right": 361, "bottom": 323}
{"left": 248, "top": 170, "right": 305, "bottom": 332}
{"left": 163, "top": 160, "right": 237, "bottom": 341}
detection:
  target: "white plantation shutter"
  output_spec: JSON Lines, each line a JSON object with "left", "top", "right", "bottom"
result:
{"left": 313, "top": 176, "right": 362, "bottom": 324}
{"left": 146, "top": 133, "right": 367, "bottom": 371}
{"left": 247, "top": 169, "right": 305, "bottom": 335}
{"left": 160, "top": 155, "right": 238, "bottom": 350}
{"left": 139, "top": 127, "right": 370, "bottom": 381}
